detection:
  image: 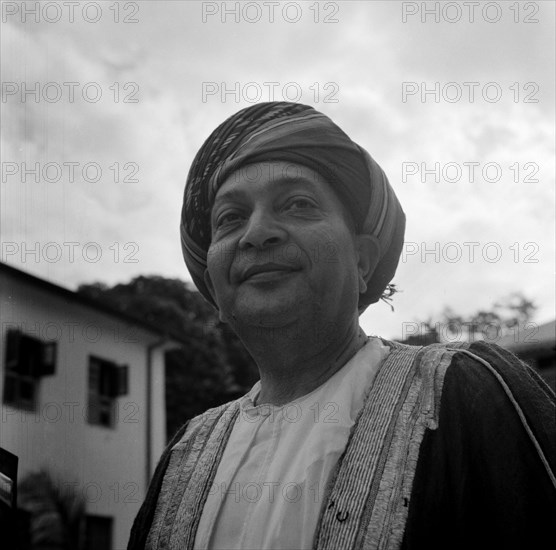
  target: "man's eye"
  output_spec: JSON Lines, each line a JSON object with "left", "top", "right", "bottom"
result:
{"left": 216, "top": 212, "right": 243, "bottom": 228}
{"left": 285, "top": 198, "right": 316, "bottom": 211}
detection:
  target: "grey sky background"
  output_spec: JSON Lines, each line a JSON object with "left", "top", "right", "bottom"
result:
{"left": 1, "top": 0, "right": 555, "bottom": 340}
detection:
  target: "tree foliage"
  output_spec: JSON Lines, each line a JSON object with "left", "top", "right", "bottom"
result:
{"left": 18, "top": 470, "right": 84, "bottom": 550}
{"left": 399, "top": 292, "right": 537, "bottom": 346}
{"left": 77, "top": 276, "right": 259, "bottom": 440}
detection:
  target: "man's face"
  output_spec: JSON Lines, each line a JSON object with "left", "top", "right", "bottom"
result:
{"left": 204, "top": 161, "right": 368, "bottom": 330}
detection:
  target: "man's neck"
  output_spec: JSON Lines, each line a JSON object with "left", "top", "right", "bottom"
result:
{"left": 235, "top": 318, "right": 367, "bottom": 406}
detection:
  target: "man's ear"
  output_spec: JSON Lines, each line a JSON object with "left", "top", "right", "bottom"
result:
{"left": 355, "top": 235, "right": 381, "bottom": 295}
{"left": 203, "top": 269, "right": 226, "bottom": 323}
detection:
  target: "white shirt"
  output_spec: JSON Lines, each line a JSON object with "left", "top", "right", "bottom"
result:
{"left": 193, "top": 336, "right": 390, "bottom": 550}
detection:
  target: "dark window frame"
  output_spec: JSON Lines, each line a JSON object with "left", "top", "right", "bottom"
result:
{"left": 87, "top": 355, "right": 128, "bottom": 429}
{"left": 84, "top": 514, "right": 113, "bottom": 550}
{"left": 2, "top": 329, "right": 57, "bottom": 411}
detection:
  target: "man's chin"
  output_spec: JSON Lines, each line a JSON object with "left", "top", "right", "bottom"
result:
{"left": 228, "top": 294, "right": 302, "bottom": 330}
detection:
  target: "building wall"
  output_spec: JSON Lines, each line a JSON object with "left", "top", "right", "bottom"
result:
{"left": 0, "top": 271, "right": 167, "bottom": 549}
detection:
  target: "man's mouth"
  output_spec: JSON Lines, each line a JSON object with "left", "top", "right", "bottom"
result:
{"left": 241, "top": 263, "right": 300, "bottom": 283}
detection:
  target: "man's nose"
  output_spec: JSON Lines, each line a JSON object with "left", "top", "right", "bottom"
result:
{"left": 238, "top": 210, "right": 286, "bottom": 250}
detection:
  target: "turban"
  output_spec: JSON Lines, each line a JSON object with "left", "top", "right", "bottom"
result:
{"left": 180, "top": 102, "right": 405, "bottom": 313}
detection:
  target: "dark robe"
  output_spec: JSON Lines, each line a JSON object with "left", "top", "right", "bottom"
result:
{"left": 128, "top": 342, "right": 556, "bottom": 550}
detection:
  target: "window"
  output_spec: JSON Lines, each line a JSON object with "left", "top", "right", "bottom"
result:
{"left": 85, "top": 515, "right": 113, "bottom": 550}
{"left": 88, "top": 356, "right": 128, "bottom": 428}
{"left": 3, "top": 329, "right": 56, "bottom": 410}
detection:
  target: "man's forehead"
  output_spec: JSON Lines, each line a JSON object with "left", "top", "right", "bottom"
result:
{"left": 214, "top": 162, "right": 327, "bottom": 203}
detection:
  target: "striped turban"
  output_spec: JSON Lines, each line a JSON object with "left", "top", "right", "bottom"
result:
{"left": 180, "top": 102, "right": 405, "bottom": 313}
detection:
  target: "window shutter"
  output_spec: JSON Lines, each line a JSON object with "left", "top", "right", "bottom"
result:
{"left": 5, "top": 330, "right": 21, "bottom": 372}
{"left": 40, "top": 342, "right": 57, "bottom": 376}
{"left": 89, "top": 358, "right": 101, "bottom": 391}
{"left": 115, "top": 365, "right": 128, "bottom": 397}
{"left": 25, "top": 337, "right": 44, "bottom": 378}
{"left": 3, "top": 376, "right": 16, "bottom": 404}
{"left": 106, "top": 365, "right": 117, "bottom": 398}
{"left": 88, "top": 358, "right": 101, "bottom": 425}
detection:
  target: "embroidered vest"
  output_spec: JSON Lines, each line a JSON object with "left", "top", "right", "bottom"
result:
{"left": 145, "top": 342, "right": 462, "bottom": 550}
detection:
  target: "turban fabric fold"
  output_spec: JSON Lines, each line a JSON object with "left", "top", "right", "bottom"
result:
{"left": 181, "top": 102, "right": 405, "bottom": 313}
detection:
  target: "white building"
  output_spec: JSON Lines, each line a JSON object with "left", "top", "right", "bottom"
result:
{"left": 0, "top": 262, "right": 179, "bottom": 549}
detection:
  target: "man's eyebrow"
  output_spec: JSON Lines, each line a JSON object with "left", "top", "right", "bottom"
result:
{"left": 213, "top": 188, "right": 246, "bottom": 208}
{"left": 213, "top": 175, "right": 322, "bottom": 207}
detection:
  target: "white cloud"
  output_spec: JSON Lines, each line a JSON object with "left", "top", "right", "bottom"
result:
{"left": 1, "top": 1, "right": 554, "bottom": 338}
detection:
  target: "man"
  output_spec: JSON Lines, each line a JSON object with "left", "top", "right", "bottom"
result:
{"left": 128, "top": 102, "right": 555, "bottom": 549}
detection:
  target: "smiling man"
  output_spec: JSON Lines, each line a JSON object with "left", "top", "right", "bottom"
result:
{"left": 205, "top": 160, "right": 379, "bottom": 406}
{"left": 128, "top": 102, "right": 555, "bottom": 550}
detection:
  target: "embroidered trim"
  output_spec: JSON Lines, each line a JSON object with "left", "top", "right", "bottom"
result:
{"left": 146, "top": 402, "right": 240, "bottom": 549}
{"left": 313, "top": 343, "right": 423, "bottom": 550}
{"left": 365, "top": 346, "right": 453, "bottom": 550}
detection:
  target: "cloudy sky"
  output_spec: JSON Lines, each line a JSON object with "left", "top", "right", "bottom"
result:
{"left": 1, "top": 0, "right": 554, "bottom": 340}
